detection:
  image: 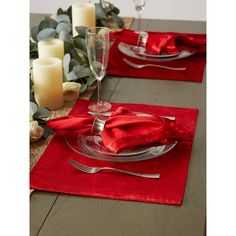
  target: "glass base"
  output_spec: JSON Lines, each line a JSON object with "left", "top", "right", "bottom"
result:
{"left": 88, "top": 101, "right": 112, "bottom": 113}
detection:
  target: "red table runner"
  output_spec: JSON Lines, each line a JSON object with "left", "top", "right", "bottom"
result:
{"left": 107, "top": 31, "right": 206, "bottom": 83}
{"left": 30, "top": 99, "right": 198, "bottom": 205}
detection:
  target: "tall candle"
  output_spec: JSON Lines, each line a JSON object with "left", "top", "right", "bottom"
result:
{"left": 33, "top": 57, "right": 64, "bottom": 110}
{"left": 38, "top": 39, "right": 64, "bottom": 60}
{"left": 72, "top": 3, "right": 96, "bottom": 37}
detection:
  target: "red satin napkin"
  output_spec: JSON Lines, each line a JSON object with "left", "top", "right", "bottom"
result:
{"left": 107, "top": 29, "right": 206, "bottom": 83}
{"left": 110, "top": 29, "right": 206, "bottom": 55}
{"left": 47, "top": 115, "right": 94, "bottom": 136}
{"left": 47, "top": 106, "right": 193, "bottom": 154}
{"left": 30, "top": 99, "right": 199, "bottom": 205}
{"left": 101, "top": 107, "right": 193, "bottom": 153}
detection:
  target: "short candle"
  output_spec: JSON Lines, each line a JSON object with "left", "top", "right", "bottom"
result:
{"left": 72, "top": 3, "right": 96, "bottom": 37}
{"left": 38, "top": 39, "right": 64, "bottom": 60}
{"left": 33, "top": 57, "right": 64, "bottom": 110}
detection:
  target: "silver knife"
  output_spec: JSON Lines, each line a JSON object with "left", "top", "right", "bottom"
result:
{"left": 88, "top": 111, "right": 176, "bottom": 121}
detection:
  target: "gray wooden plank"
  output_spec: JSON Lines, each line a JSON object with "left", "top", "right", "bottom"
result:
{"left": 38, "top": 194, "right": 204, "bottom": 236}
{"left": 30, "top": 192, "right": 58, "bottom": 236}
{"left": 147, "top": 19, "right": 206, "bottom": 33}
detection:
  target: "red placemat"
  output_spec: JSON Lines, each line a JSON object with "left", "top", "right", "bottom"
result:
{"left": 30, "top": 99, "right": 198, "bottom": 205}
{"left": 107, "top": 31, "right": 206, "bottom": 83}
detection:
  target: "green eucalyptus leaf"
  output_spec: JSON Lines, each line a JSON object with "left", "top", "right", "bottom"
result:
{"left": 74, "top": 47, "right": 88, "bottom": 57}
{"left": 75, "top": 26, "right": 88, "bottom": 38}
{"left": 111, "top": 12, "right": 124, "bottom": 28}
{"left": 42, "top": 126, "right": 54, "bottom": 138}
{"left": 30, "top": 41, "right": 38, "bottom": 51}
{"left": 66, "top": 6, "right": 72, "bottom": 21}
{"left": 95, "top": 3, "right": 107, "bottom": 20}
{"left": 30, "top": 102, "right": 38, "bottom": 116}
{"left": 66, "top": 71, "right": 78, "bottom": 81}
{"left": 30, "top": 41, "right": 38, "bottom": 59}
{"left": 56, "top": 14, "right": 71, "bottom": 24}
{"left": 103, "top": 2, "right": 115, "bottom": 14}
{"left": 38, "top": 17, "right": 57, "bottom": 31}
{"left": 44, "top": 16, "right": 58, "bottom": 28}
{"left": 59, "top": 30, "right": 73, "bottom": 43}
{"left": 69, "top": 58, "right": 80, "bottom": 71}
{"left": 112, "top": 7, "right": 120, "bottom": 15}
{"left": 64, "top": 41, "right": 73, "bottom": 54}
{"left": 33, "top": 107, "right": 51, "bottom": 119}
{"left": 29, "top": 59, "right": 34, "bottom": 69}
{"left": 73, "top": 36, "right": 87, "bottom": 53}
{"left": 73, "top": 65, "right": 91, "bottom": 78}
{"left": 80, "top": 83, "right": 88, "bottom": 94}
{"left": 86, "top": 74, "right": 97, "bottom": 86}
{"left": 70, "top": 48, "right": 81, "bottom": 61}
{"left": 91, "top": 61, "right": 102, "bottom": 71}
{"left": 37, "top": 28, "right": 56, "bottom": 41}
{"left": 100, "top": 19, "right": 111, "bottom": 28}
{"left": 56, "top": 22, "right": 71, "bottom": 34}
{"left": 63, "top": 54, "right": 71, "bottom": 74}
{"left": 36, "top": 118, "right": 47, "bottom": 126}
{"left": 57, "top": 8, "right": 65, "bottom": 15}
{"left": 31, "top": 26, "right": 39, "bottom": 42}
{"left": 30, "top": 92, "right": 36, "bottom": 103}
{"left": 63, "top": 73, "right": 67, "bottom": 83}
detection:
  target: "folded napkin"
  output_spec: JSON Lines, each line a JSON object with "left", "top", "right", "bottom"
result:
{"left": 110, "top": 29, "right": 206, "bottom": 55}
{"left": 101, "top": 107, "right": 193, "bottom": 153}
{"left": 47, "top": 115, "right": 94, "bottom": 136}
{"left": 47, "top": 107, "right": 193, "bottom": 153}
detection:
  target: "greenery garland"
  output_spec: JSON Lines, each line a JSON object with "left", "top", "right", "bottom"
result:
{"left": 29, "top": 1, "right": 124, "bottom": 139}
{"left": 30, "top": 1, "right": 124, "bottom": 94}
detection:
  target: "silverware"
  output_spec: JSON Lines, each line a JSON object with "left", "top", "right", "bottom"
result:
{"left": 69, "top": 159, "right": 160, "bottom": 179}
{"left": 88, "top": 111, "right": 176, "bottom": 121}
{"left": 123, "top": 58, "right": 186, "bottom": 71}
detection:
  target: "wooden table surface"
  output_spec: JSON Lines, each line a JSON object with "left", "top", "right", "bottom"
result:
{"left": 30, "top": 14, "right": 206, "bottom": 236}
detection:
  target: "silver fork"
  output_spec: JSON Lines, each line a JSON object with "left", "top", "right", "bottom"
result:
{"left": 69, "top": 159, "right": 160, "bottom": 179}
{"left": 123, "top": 58, "right": 186, "bottom": 71}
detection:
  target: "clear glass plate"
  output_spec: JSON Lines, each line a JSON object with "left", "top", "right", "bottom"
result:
{"left": 118, "top": 42, "right": 195, "bottom": 62}
{"left": 80, "top": 135, "right": 154, "bottom": 157}
{"left": 132, "top": 46, "right": 181, "bottom": 58}
{"left": 65, "top": 135, "right": 177, "bottom": 162}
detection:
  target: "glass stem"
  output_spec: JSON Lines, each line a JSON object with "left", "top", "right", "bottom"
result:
{"left": 137, "top": 11, "right": 142, "bottom": 47}
{"left": 97, "top": 79, "right": 101, "bottom": 113}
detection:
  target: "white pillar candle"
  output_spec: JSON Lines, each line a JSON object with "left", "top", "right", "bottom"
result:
{"left": 38, "top": 39, "right": 64, "bottom": 60}
{"left": 33, "top": 57, "right": 64, "bottom": 110}
{"left": 72, "top": 3, "right": 96, "bottom": 37}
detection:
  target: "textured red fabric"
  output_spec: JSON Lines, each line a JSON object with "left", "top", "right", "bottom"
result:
{"left": 30, "top": 99, "right": 198, "bottom": 205}
{"left": 107, "top": 29, "right": 206, "bottom": 83}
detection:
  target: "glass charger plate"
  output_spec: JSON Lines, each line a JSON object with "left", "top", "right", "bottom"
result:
{"left": 118, "top": 42, "right": 195, "bottom": 62}
{"left": 132, "top": 46, "right": 181, "bottom": 58}
{"left": 65, "top": 135, "right": 177, "bottom": 162}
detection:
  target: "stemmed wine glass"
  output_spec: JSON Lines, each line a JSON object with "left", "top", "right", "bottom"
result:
{"left": 86, "top": 27, "right": 112, "bottom": 113}
{"left": 133, "top": 0, "right": 146, "bottom": 49}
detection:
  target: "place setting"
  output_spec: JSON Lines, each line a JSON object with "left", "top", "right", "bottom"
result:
{"left": 30, "top": 97, "right": 199, "bottom": 204}
{"left": 107, "top": 0, "right": 206, "bottom": 82}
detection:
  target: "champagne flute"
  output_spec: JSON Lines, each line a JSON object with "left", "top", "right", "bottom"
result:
{"left": 133, "top": 0, "right": 146, "bottom": 49}
{"left": 86, "top": 27, "right": 112, "bottom": 113}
